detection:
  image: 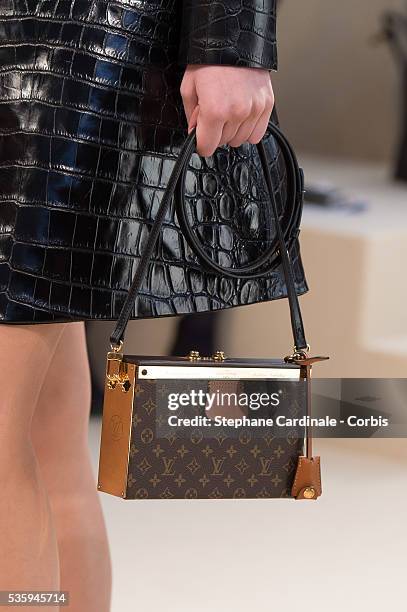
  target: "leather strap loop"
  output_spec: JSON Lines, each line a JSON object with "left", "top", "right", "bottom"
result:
{"left": 175, "top": 123, "right": 303, "bottom": 279}
{"left": 110, "top": 124, "right": 308, "bottom": 350}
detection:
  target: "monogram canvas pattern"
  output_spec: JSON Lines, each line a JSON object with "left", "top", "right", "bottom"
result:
{"left": 125, "top": 379, "right": 305, "bottom": 499}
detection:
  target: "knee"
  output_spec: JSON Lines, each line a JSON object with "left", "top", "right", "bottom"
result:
{"left": 0, "top": 428, "right": 38, "bottom": 486}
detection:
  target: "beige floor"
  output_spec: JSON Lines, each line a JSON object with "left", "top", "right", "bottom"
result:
{"left": 89, "top": 418, "right": 407, "bottom": 612}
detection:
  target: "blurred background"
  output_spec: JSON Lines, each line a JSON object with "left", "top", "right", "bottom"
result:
{"left": 87, "top": 2, "right": 407, "bottom": 610}
{"left": 87, "top": 0, "right": 407, "bottom": 391}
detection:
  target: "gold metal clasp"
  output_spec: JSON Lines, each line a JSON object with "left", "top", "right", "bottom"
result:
{"left": 109, "top": 339, "right": 123, "bottom": 353}
{"left": 106, "top": 342, "right": 131, "bottom": 392}
{"left": 188, "top": 350, "right": 227, "bottom": 362}
{"left": 284, "top": 344, "right": 311, "bottom": 363}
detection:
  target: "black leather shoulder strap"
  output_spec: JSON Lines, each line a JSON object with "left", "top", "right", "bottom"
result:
{"left": 110, "top": 125, "right": 308, "bottom": 351}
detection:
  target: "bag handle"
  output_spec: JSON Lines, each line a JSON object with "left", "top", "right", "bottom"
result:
{"left": 110, "top": 123, "right": 308, "bottom": 352}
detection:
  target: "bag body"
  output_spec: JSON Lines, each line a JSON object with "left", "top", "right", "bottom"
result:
{"left": 98, "top": 355, "right": 308, "bottom": 500}
{"left": 0, "top": 0, "right": 307, "bottom": 324}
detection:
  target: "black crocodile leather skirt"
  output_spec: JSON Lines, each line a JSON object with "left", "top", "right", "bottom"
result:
{"left": 0, "top": 1, "right": 307, "bottom": 324}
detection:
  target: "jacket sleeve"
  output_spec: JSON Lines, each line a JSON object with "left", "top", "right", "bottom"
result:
{"left": 178, "top": 1, "right": 278, "bottom": 70}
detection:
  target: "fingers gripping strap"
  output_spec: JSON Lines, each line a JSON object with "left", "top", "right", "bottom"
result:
{"left": 110, "top": 125, "right": 308, "bottom": 350}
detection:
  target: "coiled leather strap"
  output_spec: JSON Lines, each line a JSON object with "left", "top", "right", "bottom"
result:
{"left": 110, "top": 124, "right": 308, "bottom": 350}
{"left": 176, "top": 123, "right": 302, "bottom": 279}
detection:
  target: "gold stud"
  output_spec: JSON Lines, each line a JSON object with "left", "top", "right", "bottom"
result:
{"left": 303, "top": 487, "right": 316, "bottom": 499}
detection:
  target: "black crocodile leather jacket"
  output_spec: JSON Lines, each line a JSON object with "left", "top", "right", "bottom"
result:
{"left": 179, "top": 0, "right": 278, "bottom": 69}
{"left": 0, "top": 0, "right": 307, "bottom": 324}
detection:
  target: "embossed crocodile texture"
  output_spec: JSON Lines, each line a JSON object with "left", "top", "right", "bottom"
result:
{"left": 0, "top": 1, "right": 307, "bottom": 324}
{"left": 179, "top": 0, "right": 278, "bottom": 69}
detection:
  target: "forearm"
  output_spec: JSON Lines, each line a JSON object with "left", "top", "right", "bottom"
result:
{"left": 178, "top": 0, "right": 278, "bottom": 70}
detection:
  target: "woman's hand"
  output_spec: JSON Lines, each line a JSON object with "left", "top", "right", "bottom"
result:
{"left": 180, "top": 64, "right": 275, "bottom": 157}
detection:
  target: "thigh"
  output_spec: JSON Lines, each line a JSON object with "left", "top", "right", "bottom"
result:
{"left": 0, "top": 322, "right": 67, "bottom": 444}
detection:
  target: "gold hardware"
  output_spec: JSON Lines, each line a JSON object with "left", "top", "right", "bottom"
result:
{"left": 285, "top": 344, "right": 310, "bottom": 363}
{"left": 295, "top": 344, "right": 310, "bottom": 354}
{"left": 98, "top": 361, "right": 136, "bottom": 498}
{"left": 106, "top": 349, "right": 131, "bottom": 392}
{"left": 110, "top": 339, "right": 123, "bottom": 353}
{"left": 303, "top": 487, "right": 316, "bottom": 499}
{"left": 188, "top": 350, "right": 227, "bottom": 362}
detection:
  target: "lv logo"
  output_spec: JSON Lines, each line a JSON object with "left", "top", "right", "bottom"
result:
{"left": 109, "top": 415, "right": 123, "bottom": 441}
{"left": 161, "top": 457, "right": 176, "bottom": 476}
{"left": 259, "top": 457, "right": 274, "bottom": 476}
{"left": 211, "top": 456, "right": 226, "bottom": 476}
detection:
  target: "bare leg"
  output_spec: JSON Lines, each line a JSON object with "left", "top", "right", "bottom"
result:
{"left": 0, "top": 322, "right": 67, "bottom": 605}
{"left": 31, "top": 322, "right": 111, "bottom": 612}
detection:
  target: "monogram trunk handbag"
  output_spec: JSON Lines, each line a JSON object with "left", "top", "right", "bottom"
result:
{"left": 97, "top": 124, "right": 328, "bottom": 501}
